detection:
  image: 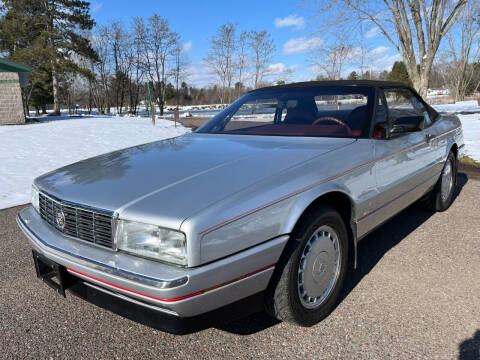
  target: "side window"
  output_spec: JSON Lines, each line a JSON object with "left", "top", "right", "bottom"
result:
{"left": 314, "top": 94, "right": 368, "bottom": 112}
{"left": 224, "top": 98, "right": 277, "bottom": 131}
{"left": 384, "top": 88, "right": 428, "bottom": 125}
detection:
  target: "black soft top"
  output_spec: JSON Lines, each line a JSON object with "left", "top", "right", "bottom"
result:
{"left": 248, "top": 79, "right": 437, "bottom": 117}
{"left": 250, "top": 80, "right": 413, "bottom": 92}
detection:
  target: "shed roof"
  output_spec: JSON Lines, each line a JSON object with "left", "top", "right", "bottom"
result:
{"left": 0, "top": 58, "right": 31, "bottom": 73}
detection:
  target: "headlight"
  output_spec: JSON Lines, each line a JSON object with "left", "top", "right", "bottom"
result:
{"left": 31, "top": 184, "right": 40, "bottom": 212}
{"left": 116, "top": 220, "right": 187, "bottom": 265}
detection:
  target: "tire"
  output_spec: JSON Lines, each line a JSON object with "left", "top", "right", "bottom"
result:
{"left": 424, "top": 151, "right": 457, "bottom": 212}
{"left": 265, "top": 206, "right": 349, "bottom": 326}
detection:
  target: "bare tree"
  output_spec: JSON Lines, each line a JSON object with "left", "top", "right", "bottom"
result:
{"left": 130, "top": 17, "right": 148, "bottom": 114}
{"left": 311, "top": 35, "right": 354, "bottom": 80}
{"left": 353, "top": 32, "right": 373, "bottom": 79}
{"left": 236, "top": 31, "right": 250, "bottom": 95}
{"left": 144, "top": 14, "right": 179, "bottom": 115}
{"left": 91, "top": 25, "right": 112, "bottom": 114}
{"left": 170, "top": 45, "right": 190, "bottom": 107}
{"left": 204, "top": 23, "right": 237, "bottom": 104}
{"left": 248, "top": 30, "right": 275, "bottom": 88}
{"left": 312, "top": 0, "right": 468, "bottom": 96}
{"left": 109, "top": 21, "right": 131, "bottom": 114}
{"left": 439, "top": 1, "right": 480, "bottom": 100}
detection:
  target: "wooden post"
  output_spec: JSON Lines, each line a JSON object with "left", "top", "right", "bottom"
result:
{"left": 174, "top": 108, "right": 179, "bottom": 128}
{"left": 151, "top": 103, "right": 156, "bottom": 126}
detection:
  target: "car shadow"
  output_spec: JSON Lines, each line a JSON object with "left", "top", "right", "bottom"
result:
{"left": 217, "top": 173, "right": 468, "bottom": 335}
{"left": 458, "top": 330, "right": 480, "bottom": 360}
{"left": 341, "top": 172, "right": 467, "bottom": 302}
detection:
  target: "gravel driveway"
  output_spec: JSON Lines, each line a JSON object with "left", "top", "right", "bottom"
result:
{"left": 0, "top": 172, "right": 479, "bottom": 360}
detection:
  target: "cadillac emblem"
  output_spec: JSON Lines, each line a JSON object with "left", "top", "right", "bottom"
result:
{"left": 56, "top": 210, "right": 65, "bottom": 230}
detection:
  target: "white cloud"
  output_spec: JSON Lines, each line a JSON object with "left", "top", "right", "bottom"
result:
{"left": 283, "top": 37, "right": 324, "bottom": 55}
{"left": 182, "top": 41, "right": 192, "bottom": 53}
{"left": 371, "top": 54, "right": 402, "bottom": 71}
{"left": 274, "top": 15, "right": 305, "bottom": 30}
{"left": 365, "top": 27, "right": 379, "bottom": 39}
{"left": 91, "top": 2, "right": 103, "bottom": 14}
{"left": 186, "top": 62, "right": 217, "bottom": 87}
{"left": 264, "top": 63, "right": 298, "bottom": 75}
{"left": 369, "top": 46, "right": 389, "bottom": 56}
{"left": 306, "top": 64, "right": 322, "bottom": 76}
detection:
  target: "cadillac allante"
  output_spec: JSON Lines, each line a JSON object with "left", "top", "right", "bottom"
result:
{"left": 17, "top": 80, "right": 464, "bottom": 333}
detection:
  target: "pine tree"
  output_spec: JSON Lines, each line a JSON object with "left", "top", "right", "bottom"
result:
{"left": 347, "top": 71, "right": 359, "bottom": 80}
{"left": 387, "top": 61, "right": 412, "bottom": 86}
{"left": 0, "top": 0, "right": 45, "bottom": 112}
{"left": 0, "top": 0, "right": 97, "bottom": 115}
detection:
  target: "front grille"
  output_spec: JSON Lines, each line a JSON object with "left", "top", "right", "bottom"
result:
{"left": 39, "top": 192, "right": 114, "bottom": 248}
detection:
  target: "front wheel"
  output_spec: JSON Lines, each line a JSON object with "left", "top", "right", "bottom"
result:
{"left": 265, "top": 206, "right": 349, "bottom": 326}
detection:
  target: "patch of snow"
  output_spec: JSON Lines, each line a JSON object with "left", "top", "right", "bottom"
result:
{"left": 433, "top": 100, "right": 480, "bottom": 113}
{"left": 458, "top": 114, "right": 480, "bottom": 162}
{"left": 29, "top": 105, "right": 224, "bottom": 118}
{"left": 166, "top": 104, "right": 227, "bottom": 111}
{"left": 0, "top": 116, "right": 189, "bottom": 210}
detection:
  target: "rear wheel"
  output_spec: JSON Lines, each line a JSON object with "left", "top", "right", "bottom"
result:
{"left": 265, "top": 206, "right": 348, "bottom": 326}
{"left": 423, "top": 151, "right": 457, "bottom": 212}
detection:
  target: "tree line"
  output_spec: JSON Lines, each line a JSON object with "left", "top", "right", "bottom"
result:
{"left": 0, "top": 0, "right": 479, "bottom": 117}
{"left": 87, "top": 15, "right": 187, "bottom": 116}
{"left": 0, "top": 0, "right": 192, "bottom": 115}
{"left": 0, "top": 0, "right": 279, "bottom": 115}
{"left": 0, "top": 2, "right": 173, "bottom": 115}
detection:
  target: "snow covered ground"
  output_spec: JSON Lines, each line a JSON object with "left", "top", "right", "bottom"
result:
{"left": 433, "top": 100, "right": 480, "bottom": 113}
{"left": 457, "top": 114, "right": 480, "bottom": 161}
{"left": 431, "top": 101, "right": 480, "bottom": 162}
{"left": 0, "top": 116, "right": 189, "bottom": 209}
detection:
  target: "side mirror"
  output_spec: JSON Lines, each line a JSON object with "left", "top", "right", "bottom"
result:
{"left": 390, "top": 116, "right": 425, "bottom": 135}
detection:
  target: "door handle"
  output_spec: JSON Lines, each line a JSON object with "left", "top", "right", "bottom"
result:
{"left": 425, "top": 133, "right": 435, "bottom": 143}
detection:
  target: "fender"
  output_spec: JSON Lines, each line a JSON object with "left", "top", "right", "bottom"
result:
{"left": 280, "top": 182, "right": 359, "bottom": 268}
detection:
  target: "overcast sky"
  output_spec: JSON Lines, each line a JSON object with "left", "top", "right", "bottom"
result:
{"left": 90, "top": 0, "right": 401, "bottom": 87}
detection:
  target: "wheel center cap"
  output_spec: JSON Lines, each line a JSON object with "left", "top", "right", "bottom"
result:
{"left": 312, "top": 252, "right": 328, "bottom": 282}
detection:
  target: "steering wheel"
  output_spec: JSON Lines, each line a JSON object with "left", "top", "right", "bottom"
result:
{"left": 312, "top": 116, "right": 353, "bottom": 135}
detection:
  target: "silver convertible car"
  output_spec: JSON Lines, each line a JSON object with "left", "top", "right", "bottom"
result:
{"left": 18, "top": 80, "right": 464, "bottom": 333}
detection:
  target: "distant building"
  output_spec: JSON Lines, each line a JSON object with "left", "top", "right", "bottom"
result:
{"left": 0, "top": 59, "right": 31, "bottom": 125}
{"left": 427, "top": 88, "right": 450, "bottom": 96}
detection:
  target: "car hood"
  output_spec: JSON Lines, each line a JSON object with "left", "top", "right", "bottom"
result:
{"left": 35, "top": 133, "right": 355, "bottom": 229}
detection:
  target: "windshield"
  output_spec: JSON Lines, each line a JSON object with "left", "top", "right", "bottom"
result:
{"left": 197, "top": 86, "right": 375, "bottom": 138}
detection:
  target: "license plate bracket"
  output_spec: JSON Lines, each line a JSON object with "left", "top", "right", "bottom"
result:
{"left": 32, "top": 250, "right": 76, "bottom": 297}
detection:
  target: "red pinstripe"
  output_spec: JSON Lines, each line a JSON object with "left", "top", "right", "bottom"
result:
{"left": 198, "top": 141, "right": 426, "bottom": 235}
{"left": 66, "top": 264, "right": 275, "bottom": 303}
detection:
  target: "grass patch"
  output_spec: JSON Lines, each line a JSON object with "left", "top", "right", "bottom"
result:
{"left": 460, "top": 155, "right": 480, "bottom": 168}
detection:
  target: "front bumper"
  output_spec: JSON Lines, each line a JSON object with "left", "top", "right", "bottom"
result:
{"left": 31, "top": 249, "right": 267, "bottom": 335}
{"left": 17, "top": 206, "right": 288, "bottom": 318}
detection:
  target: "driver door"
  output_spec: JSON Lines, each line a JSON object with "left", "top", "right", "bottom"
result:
{"left": 366, "top": 88, "right": 438, "bottom": 230}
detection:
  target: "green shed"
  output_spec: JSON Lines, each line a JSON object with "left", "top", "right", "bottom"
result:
{"left": 0, "top": 58, "right": 31, "bottom": 125}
